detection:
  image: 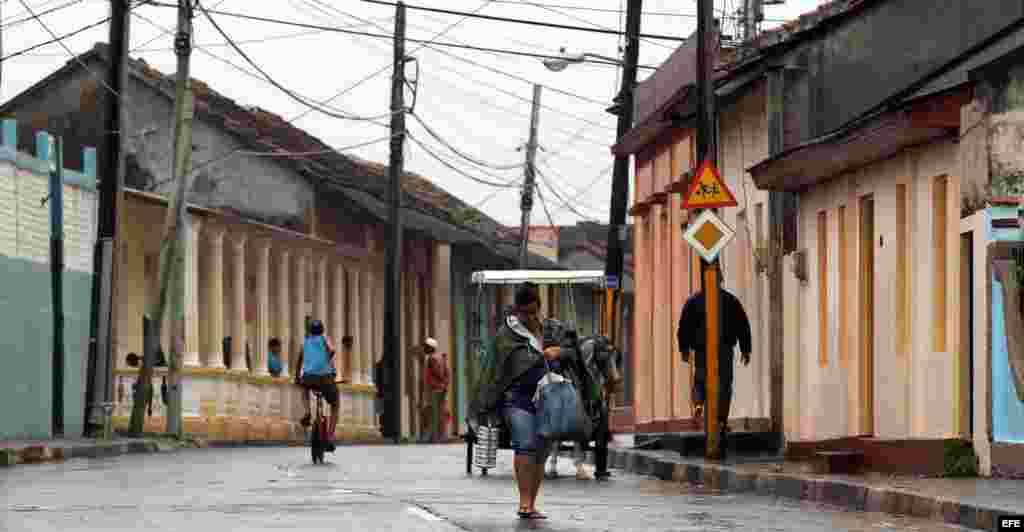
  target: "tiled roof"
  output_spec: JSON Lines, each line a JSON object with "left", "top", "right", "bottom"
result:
{"left": 28, "top": 42, "right": 532, "bottom": 259}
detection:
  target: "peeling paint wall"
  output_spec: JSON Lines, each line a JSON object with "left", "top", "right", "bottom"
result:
{"left": 779, "top": 0, "right": 1024, "bottom": 146}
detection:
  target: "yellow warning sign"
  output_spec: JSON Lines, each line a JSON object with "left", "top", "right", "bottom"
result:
{"left": 681, "top": 160, "right": 738, "bottom": 209}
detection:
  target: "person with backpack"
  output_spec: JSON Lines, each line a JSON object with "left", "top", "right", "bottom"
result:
{"left": 468, "top": 282, "right": 562, "bottom": 520}
{"left": 295, "top": 319, "right": 340, "bottom": 452}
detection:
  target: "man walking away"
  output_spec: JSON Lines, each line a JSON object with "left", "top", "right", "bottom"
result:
{"left": 677, "top": 274, "right": 752, "bottom": 458}
{"left": 423, "top": 337, "right": 450, "bottom": 443}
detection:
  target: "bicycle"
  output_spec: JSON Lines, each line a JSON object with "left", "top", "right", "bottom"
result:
{"left": 308, "top": 388, "right": 329, "bottom": 464}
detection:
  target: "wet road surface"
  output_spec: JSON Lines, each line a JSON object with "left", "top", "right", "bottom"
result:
{"left": 2, "top": 444, "right": 980, "bottom": 531}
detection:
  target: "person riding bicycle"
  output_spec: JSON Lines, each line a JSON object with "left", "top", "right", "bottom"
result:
{"left": 295, "top": 319, "right": 340, "bottom": 453}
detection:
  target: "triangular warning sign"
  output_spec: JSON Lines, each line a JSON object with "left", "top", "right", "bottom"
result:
{"left": 681, "top": 160, "right": 738, "bottom": 209}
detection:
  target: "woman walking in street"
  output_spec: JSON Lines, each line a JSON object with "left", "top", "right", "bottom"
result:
{"left": 468, "top": 282, "right": 561, "bottom": 520}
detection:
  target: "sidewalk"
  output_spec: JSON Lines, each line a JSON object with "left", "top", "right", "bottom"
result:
{"left": 0, "top": 435, "right": 201, "bottom": 467}
{"left": 599, "top": 445, "right": 1024, "bottom": 532}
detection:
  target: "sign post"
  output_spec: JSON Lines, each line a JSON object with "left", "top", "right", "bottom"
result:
{"left": 682, "top": 160, "right": 737, "bottom": 460}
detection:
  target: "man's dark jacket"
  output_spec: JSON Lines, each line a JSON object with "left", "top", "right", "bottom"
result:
{"left": 467, "top": 314, "right": 543, "bottom": 425}
{"left": 677, "top": 289, "right": 752, "bottom": 361}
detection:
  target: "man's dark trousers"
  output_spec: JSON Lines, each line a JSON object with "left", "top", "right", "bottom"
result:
{"left": 691, "top": 349, "right": 734, "bottom": 428}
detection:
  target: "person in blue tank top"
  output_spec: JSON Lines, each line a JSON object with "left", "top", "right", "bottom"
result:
{"left": 295, "top": 319, "right": 340, "bottom": 452}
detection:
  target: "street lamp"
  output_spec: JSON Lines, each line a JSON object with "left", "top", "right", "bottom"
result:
{"left": 541, "top": 47, "right": 626, "bottom": 72}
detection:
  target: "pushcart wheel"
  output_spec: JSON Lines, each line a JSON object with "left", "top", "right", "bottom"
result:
{"left": 481, "top": 467, "right": 488, "bottom": 476}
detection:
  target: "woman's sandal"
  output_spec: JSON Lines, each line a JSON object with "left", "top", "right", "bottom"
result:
{"left": 517, "top": 510, "right": 548, "bottom": 520}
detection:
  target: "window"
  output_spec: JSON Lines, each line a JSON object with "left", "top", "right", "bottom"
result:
{"left": 818, "top": 210, "right": 829, "bottom": 367}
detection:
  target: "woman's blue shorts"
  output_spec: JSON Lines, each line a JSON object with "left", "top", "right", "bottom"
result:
{"left": 504, "top": 406, "right": 552, "bottom": 464}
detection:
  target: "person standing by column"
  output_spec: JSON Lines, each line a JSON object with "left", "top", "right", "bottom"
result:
{"left": 422, "top": 337, "right": 450, "bottom": 443}
{"left": 676, "top": 269, "right": 752, "bottom": 458}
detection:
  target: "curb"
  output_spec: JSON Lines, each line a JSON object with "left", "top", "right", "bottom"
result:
{"left": 1, "top": 439, "right": 196, "bottom": 468}
{"left": 603, "top": 448, "right": 1013, "bottom": 532}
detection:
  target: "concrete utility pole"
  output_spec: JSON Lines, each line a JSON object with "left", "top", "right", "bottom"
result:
{"left": 743, "top": 0, "right": 763, "bottom": 43}
{"left": 517, "top": 84, "right": 542, "bottom": 268}
{"left": 85, "top": 0, "right": 130, "bottom": 438}
{"left": 383, "top": 0, "right": 407, "bottom": 444}
{"left": 696, "top": 0, "right": 723, "bottom": 461}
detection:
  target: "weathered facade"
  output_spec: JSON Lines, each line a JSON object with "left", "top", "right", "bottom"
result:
{"left": 617, "top": 0, "right": 1024, "bottom": 475}
{"left": 1, "top": 43, "right": 557, "bottom": 442}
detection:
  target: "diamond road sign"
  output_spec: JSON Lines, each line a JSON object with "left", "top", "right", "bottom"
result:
{"left": 683, "top": 210, "right": 736, "bottom": 263}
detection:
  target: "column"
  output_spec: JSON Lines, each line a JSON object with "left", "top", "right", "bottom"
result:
{"left": 253, "top": 238, "right": 271, "bottom": 376}
{"left": 332, "top": 263, "right": 346, "bottom": 377}
{"left": 314, "top": 254, "right": 328, "bottom": 328}
{"left": 230, "top": 232, "right": 248, "bottom": 371}
{"left": 359, "top": 269, "right": 373, "bottom": 386}
{"left": 206, "top": 225, "right": 226, "bottom": 369}
{"left": 652, "top": 204, "right": 669, "bottom": 422}
{"left": 292, "top": 250, "right": 308, "bottom": 376}
{"left": 347, "top": 268, "right": 362, "bottom": 384}
{"left": 182, "top": 215, "right": 203, "bottom": 367}
{"left": 276, "top": 248, "right": 292, "bottom": 377}
{"left": 431, "top": 242, "right": 453, "bottom": 435}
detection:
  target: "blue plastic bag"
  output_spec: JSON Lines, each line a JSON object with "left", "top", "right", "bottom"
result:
{"left": 536, "top": 368, "right": 593, "bottom": 441}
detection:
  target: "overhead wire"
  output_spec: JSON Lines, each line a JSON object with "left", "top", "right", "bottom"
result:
{"left": 406, "top": 131, "right": 521, "bottom": 188}
{"left": 529, "top": 0, "right": 676, "bottom": 52}
{"left": 409, "top": 111, "right": 525, "bottom": 171}
{"left": 196, "top": 0, "right": 401, "bottom": 122}
{"left": 297, "top": 0, "right": 616, "bottom": 110}
{"left": 284, "top": 0, "right": 491, "bottom": 124}
{"left": 1, "top": 0, "right": 82, "bottom": 30}
{"left": 488, "top": 0, "right": 786, "bottom": 21}
{"left": 536, "top": 167, "right": 601, "bottom": 222}
{"left": 14, "top": 0, "right": 126, "bottom": 96}
{"left": 360, "top": 0, "right": 688, "bottom": 42}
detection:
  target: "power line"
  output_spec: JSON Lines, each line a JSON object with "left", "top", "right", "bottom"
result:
{"left": 536, "top": 167, "right": 601, "bottom": 222}
{"left": 195, "top": 0, "right": 400, "bottom": 122}
{"left": 269, "top": 0, "right": 492, "bottom": 124}
{"left": 0, "top": 15, "right": 109, "bottom": 62}
{"left": 406, "top": 131, "right": 522, "bottom": 188}
{"left": 489, "top": 0, "right": 785, "bottom": 21}
{"left": 1, "top": 0, "right": 83, "bottom": 30}
{"left": 361, "top": 0, "right": 688, "bottom": 42}
{"left": 15, "top": 0, "right": 120, "bottom": 96}
{"left": 529, "top": 0, "right": 676, "bottom": 52}
{"left": 409, "top": 111, "right": 525, "bottom": 171}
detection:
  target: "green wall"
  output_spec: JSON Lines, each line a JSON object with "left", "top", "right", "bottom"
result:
{"left": 0, "top": 254, "right": 91, "bottom": 439}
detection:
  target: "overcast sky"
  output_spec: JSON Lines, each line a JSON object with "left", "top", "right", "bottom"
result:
{"left": 1, "top": 0, "right": 825, "bottom": 227}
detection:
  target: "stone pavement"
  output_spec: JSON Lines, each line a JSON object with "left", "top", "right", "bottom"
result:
{"left": 599, "top": 445, "right": 1024, "bottom": 532}
{"left": 3, "top": 443, "right": 981, "bottom": 531}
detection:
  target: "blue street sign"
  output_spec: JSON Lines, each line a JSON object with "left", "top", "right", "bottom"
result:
{"left": 606, "top": 274, "right": 619, "bottom": 289}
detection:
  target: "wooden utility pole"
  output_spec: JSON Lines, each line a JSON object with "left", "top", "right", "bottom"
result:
{"left": 603, "top": 0, "right": 641, "bottom": 346}
{"left": 598, "top": 0, "right": 642, "bottom": 480}
{"left": 383, "top": 0, "right": 407, "bottom": 443}
{"left": 85, "top": 0, "right": 130, "bottom": 438}
{"left": 517, "top": 84, "right": 542, "bottom": 268}
{"left": 696, "top": 0, "right": 722, "bottom": 460}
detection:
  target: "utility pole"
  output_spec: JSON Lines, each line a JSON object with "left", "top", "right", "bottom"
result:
{"left": 49, "top": 133, "right": 65, "bottom": 437}
{"left": 128, "top": 0, "right": 194, "bottom": 438}
{"left": 599, "top": 0, "right": 641, "bottom": 481}
{"left": 517, "top": 84, "right": 542, "bottom": 268}
{"left": 743, "top": 0, "right": 763, "bottom": 44}
{"left": 85, "top": 0, "right": 130, "bottom": 438}
{"left": 383, "top": 0, "right": 407, "bottom": 444}
{"left": 696, "top": 0, "right": 723, "bottom": 460}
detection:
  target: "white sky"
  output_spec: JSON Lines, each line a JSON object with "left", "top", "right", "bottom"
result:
{"left": 0, "top": 0, "right": 825, "bottom": 227}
